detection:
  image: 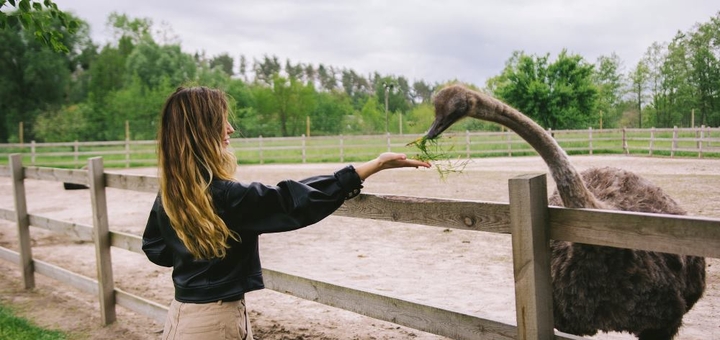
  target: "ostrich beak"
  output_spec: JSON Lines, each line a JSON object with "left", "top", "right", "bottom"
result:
{"left": 425, "top": 108, "right": 466, "bottom": 140}
{"left": 424, "top": 117, "right": 449, "bottom": 140}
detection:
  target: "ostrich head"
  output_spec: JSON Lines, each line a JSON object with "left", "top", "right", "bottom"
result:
{"left": 425, "top": 85, "right": 472, "bottom": 139}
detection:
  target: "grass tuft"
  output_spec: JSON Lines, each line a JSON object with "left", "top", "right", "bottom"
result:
{"left": 407, "top": 136, "right": 469, "bottom": 180}
{"left": 0, "top": 304, "right": 67, "bottom": 340}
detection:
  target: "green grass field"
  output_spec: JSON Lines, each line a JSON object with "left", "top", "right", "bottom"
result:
{"left": 1, "top": 129, "right": 718, "bottom": 169}
{"left": 0, "top": 303, "right": 67, "bottom": 340}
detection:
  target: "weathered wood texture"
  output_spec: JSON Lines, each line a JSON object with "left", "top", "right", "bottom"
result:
{"left": 1, "top": 158, "right": 720, "bottom": 340}
{"left": 89, "top": 157, "right": 116, "bottom": 325}
{"left": 509, "top": 174, "right": 554, "bottom": 340}
{"left": 10, "top": 154, "right": 34, "bottom": 289}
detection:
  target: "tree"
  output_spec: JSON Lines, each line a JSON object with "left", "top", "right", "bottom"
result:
{"left": 210, "top": 53, "right": 234, "bottom": 76}
{"left": 125, "top": 40, "right": 197, "bottom": 89}
{"left": 269, "top": 74, "right": 316, "bottom": 136}
{"left": 643, "top": 42, "right": 669, "bottom": 127}
{"left": 238, "top": 54, "right": 248, "bottom": 81}
{"left": 687, "top": 16, "right": 720, "bottom": 127}
{"left": 411, "top": 80, "right": 434, "bottom": 104}
{"left": 107, "top": 12, "right": 152, "bottom": 45}
{"left": 0, "top": 11, "right": 89, "bottom": 142}
{"left": 663, "top": 32, "right": 696, "bottom": 128}
{"left": 593, "top": 53, "right": 626, "bottom": 128}
{"left": 316, "top": 64, "right": 337, "bottom": 91}
{"left": 253, "top": 55, "right": 280, "bottom": 85}
{"left": 628, "top": 60, "right": 650, "bottom": 128}
{"left": 489, "top": 50, "right": 598, "bottom": 130}
{"left": 0, "top": 0, "right": 78, "bottom": 52}
{"left": 310, "top": 91, "right": 352, "bottom": 135}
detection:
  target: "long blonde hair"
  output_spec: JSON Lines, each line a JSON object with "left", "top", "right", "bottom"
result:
{"left": 158, "top": 86, "right": 239, "bottom": 260}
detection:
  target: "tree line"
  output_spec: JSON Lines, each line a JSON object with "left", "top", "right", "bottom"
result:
{"left": 1, "top": 3, "right": 718, "bottom": 143}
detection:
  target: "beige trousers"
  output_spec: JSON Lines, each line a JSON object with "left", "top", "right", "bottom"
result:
{"left": 162, "top": 299, "right": 253, "bottom": 340}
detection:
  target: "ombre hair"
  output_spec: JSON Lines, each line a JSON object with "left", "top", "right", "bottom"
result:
{"left": 158, "top": 86, "right": 239, "bottom": 260}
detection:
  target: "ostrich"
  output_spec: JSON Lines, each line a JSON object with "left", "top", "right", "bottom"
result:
{"left": 425, "top": 85, "right": 706, "bottom": 339}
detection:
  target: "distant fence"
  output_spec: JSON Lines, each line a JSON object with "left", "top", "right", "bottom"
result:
{"left": 1, "top": 155, "right": 719, "bottom": 339}
{"left": 1, "top": 126, "right": 719, "bottom": 168}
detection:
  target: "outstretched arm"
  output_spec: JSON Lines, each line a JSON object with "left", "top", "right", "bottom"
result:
{"left": 354, "top": 152, "right": 431, "bottom": 181}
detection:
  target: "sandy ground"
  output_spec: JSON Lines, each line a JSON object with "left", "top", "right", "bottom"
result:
{"left": 0, "top": 155, "right": 719, "bottom": 340}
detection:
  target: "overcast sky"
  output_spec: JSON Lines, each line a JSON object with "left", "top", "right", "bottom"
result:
{"left": 53, "top": 0, "right": 718, "bottom": 87}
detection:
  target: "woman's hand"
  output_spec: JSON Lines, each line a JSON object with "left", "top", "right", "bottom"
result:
{"left": 355, "top": 152, "right": 431, "bottom": 181}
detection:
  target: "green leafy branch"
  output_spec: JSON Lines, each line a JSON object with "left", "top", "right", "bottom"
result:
{"left": 0, "top": 0, "right": 79, "bottom": 53}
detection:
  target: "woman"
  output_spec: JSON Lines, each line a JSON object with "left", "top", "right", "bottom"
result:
{"left": 142, "top": 86, "right": 430, "bottom": 339}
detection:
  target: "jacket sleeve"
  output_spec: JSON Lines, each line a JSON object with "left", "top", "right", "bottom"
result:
{"left": 142, "top": 197, "right": 173, "bottom": 267}
{"left": 222, "top": 165, "right": 363, "bottom": 234}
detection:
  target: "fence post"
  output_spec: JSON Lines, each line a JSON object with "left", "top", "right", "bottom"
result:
{"left": 302, "top": 134, "right": 307, "bottom": 164}
{"left": 88, "top": 157, "right": 116, "bottom": 325}
{"left": 340, "top": 135, "right": 344, "bottom": 163}
{"left": 509, "top": 173, "right": 554, "bottom": 340}
{"left": 31, "top": 140, "right": 36, "bottom": 165}
{"left": 622, "top": 128, "right": 628, "bottom": 155}
{"left": 10, "top": 154, "right": 34, "bottom": 289}
{"left": 699, "top": 125, "right": 705, "bottom": 158}
{"left": 671, "top": 126, "right": 678, "bottom": 158}
{"left": 74, "top": 140, "right": 79, "bottom": 169}
{"left": 507, "top": 129, "right": 513, "bottom": 157}
{"left": 125, "top": 120, "right": 130, "bottom": 168}
{"left": 386, "top": 133, "right": 391, "bottom": 152}
{"left": 465, "top": 130, "right": 471, "bottom": 159}
{"left": 649, "top": 128, "right": 655, "bottom": 156}
{"left": 259, "top": 135, "right": 264, "bottom": 165}
{"left": 588, "top": 127, "right": 593, "bottom": 155}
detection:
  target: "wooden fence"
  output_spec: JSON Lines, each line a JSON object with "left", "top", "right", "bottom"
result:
{"left": 0, "top": 155, "right": 719, "bottom": 339}
{"left": 1, "top": 126, "right": 719, "bottom": 168}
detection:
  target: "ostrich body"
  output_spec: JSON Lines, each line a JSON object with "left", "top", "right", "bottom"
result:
{"left": 426, "top": 85, "right": 706, "bottom": 339}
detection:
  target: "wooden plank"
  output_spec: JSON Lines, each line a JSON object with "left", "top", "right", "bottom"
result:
{"left": 336, "top": 194, "right": 511, "bottom": 233}
{"left": 34, "top": 258, "right": 98, "bottom": 296}
{"left": 115, "top": 288, "right": 168, "bottom": 324}
{"left": 110, "top": 231, "right": 143, "bottom": 254}
{"left": 263, "top": 269, "right": 581, "bottom": 340}
{"left": 509, "top": 174, "right": 554, "bottom": 340}
{"left": 10, "top": 154, "right": 34, "bottom": 289}
{"left": 22, "top": 167, "right": 89, "bottom": 185}
{"left": 88, "top": 157, "right": 116, "bottom": 324}
{"left": 28, "top": 214, "right": 93, "bottom": 241}
{"left": 0, "top": 246, "right": 20, "bottom": 264}
{"left": 549, "top": 208, "right": 720, "bottom": 258}
{"left": 262, "top": 269, "right": 518, "bottom": 340}
{"left": 105, "top": 173, "right": 159, "bottom": 193}
{"left": 0, "top": 207, "right": 16, "bottom": 222}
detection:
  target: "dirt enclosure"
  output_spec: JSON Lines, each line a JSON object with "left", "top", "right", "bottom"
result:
{"left": 0, "top": 155, "right": 719, "bottom": 340}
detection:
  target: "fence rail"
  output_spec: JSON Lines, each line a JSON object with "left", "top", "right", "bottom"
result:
{"left": 1, "top": 127, "right": 719, "bottom": 168}
{"left": 1, "top": 156, "right": 719, "bottom": 339}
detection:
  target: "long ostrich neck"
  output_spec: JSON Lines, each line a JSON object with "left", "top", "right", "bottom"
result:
{"left": 473, "top": 95, "right": 602, "bottom": 209}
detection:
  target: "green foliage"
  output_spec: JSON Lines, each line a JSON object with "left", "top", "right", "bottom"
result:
{"left": 593, "top": 53, "right": 626, "bottom": 129}
{"left": 126, "top": 41, "right": 197, "bottom": 89}
{"left": 2, "top": 9, "right": 719, "bottom": 144}
{"left": 0, "top": 0, "right": 79, "bottom": 53}
{"left": 404, "top": 103, "right": 435, "bottom": 134}
{"left": 0, "top": 10, "right": 90, "bottom": 142}
{"left": 489, "top": 50, "right": 598, "bottom": 130}
{"left": 102, "top": 76, "right": 175, "bottom": 140}
{"left": 0, "top": 303, "right": 67, "bottom": 339}
{"left": 107, "top": 12, "right": 152, "bottom": 44}
{"left": 310, "top": 91, "right": 353, "bottom": 135}
{"left": 210, "top": 53, "right": 234, "bottom": 76}
{"left": 357, "top": 96, "right": 384, "bottom": 134}
{"left": 32, "top": 103, "right": 90, "bottom": 142}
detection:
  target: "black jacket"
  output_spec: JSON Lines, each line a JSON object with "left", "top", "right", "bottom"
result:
{"left": 142, "top": 165, "right": 363, "bottom": 303}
